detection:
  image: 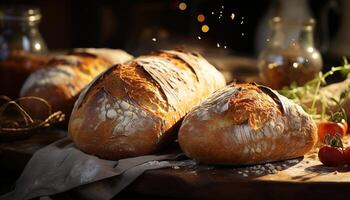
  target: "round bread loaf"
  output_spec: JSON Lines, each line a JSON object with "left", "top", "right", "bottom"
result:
{"left": 68, "top": 50, "right": 226, "bottom": 160}
{"left": 20, "top": 48, "right": 133, "bottom": 119}
{"left": 178, "top": 83, "right": 317, "bottom": 165}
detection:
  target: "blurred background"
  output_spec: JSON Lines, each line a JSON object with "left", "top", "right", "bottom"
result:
{"left": 0, "top": 0, "right": 339, "bottom": 55}
{"left": 0, "top": 0, "right": 349, "bottom": 85}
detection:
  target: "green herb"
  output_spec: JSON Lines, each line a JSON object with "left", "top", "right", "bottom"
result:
{"left": 324, "top": 133, "right": 344, "bottom": 148}
{"left": 279, "top": 58, "right": 350, "bottom": 121}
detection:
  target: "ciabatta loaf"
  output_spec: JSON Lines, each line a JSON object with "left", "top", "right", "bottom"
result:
{"left": 179, "top": 83, "right": 317, "bottom": 165}
{"left": 68, "top": 50, "right": 226, "bottom": 160}
{"left": 20, "top": 48, "right": 133, "bottom": 119}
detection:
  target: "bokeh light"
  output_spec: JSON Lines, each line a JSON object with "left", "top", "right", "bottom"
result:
{"left": 201, "top": 25, "right": 209, "bottom": 33}
{"left": 197, "top": 14, "right": 205, "bottom": 22}
{"left": 178, "top": 2, "right": 187, "bottom": 11}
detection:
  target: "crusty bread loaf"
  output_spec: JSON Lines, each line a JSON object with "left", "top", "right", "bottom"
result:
{"left": 68, "top": 49, "right": 226, "bottom": 160}
{"left": 19, "top": 48, "right": 133, "bottom": 119}
{"left": 178, "top": 83, "right": 317, "bottom": 165}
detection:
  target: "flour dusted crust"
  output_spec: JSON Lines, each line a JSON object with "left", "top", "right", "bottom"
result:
{"left": 178, "top": 83, "right": 317, "bottom": 165}
{"left": 68, "top": 50, "right": 226, "bottom": 160}
{"left": 19, "top": 48, "right": 133, "bottom": 119}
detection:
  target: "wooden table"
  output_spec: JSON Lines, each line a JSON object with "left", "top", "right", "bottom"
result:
{"left": 0, "top": 129, "right": 66, "bottom": 171}
{"left": 0, "top": 129, "right": 66, "bottom": 195}
{"left": 128, "top": 145, "right": 350, "bottom": 199}
{"left": 1, "top": 130, "right": 350, "bottom": 199}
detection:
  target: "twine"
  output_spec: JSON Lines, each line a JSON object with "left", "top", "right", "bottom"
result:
{"left": 0, "top": 95, "right": 65, "bottom": 137}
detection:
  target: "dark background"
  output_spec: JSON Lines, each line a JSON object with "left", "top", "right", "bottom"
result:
{"left": 0, "top": 0, "right": 340, "bottom": 57}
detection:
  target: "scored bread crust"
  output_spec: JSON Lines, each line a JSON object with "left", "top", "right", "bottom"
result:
{"left": 19, "top": 48, "right": 133, "bottom": 119}
{"left": 178, "top": 83, "right": 317, "bottom": 165}
{"left": 68, "top": 50, "right": 226, "bottom": 160}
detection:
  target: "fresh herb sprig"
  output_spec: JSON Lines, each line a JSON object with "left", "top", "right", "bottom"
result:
{"left": 279, "top": 58, "right": 350, "bottom": 121}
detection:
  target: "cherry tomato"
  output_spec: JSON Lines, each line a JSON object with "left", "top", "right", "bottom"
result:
{"left": 318, "top": 146, "right": 345, "bottom": 167}
{"left": 344, "top": 147, "right": 350, "bottom": 165}
{"left": 341, "top": 119, "right": 348, "bottom": 134}
{"left": 317, "top": 121, "right": 347, "bottom": 142}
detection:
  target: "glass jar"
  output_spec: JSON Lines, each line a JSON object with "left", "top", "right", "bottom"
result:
{"left": 0, "top": 6, "right": 49, "bottom": 99}
{"left": 257, "top": 17, "right": 323, "bottom": 90}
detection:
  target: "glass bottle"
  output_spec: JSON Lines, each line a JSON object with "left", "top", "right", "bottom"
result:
{"left": 0, "top": 6, "right": 49, "bottom": 99}
{"left": 255, "top": 0, "right": 312, "bottom": 53}
{"left": 258, "top": 17, "right": 323, "bottom": 90}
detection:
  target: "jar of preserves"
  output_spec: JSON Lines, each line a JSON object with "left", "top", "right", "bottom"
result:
{"left": 0, "top": 6, "right": 49, "bottom": 99}
{"left": 258, "top": 17, "right": 323, "bottom": 90}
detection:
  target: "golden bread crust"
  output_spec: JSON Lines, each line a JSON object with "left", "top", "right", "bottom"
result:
{"left": 178, "top": 83, "right": 317, "bottom": 165}
{"left": 19, "top": 49, "right": 133, "bottom": 119}
{"left": 68, "top": 49, "right": 226, "bottom": 160}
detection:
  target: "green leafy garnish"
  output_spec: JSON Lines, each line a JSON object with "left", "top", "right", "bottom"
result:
{"left": 324, "top": 133, "right": 344, "bottom": 148}
{"left": 279, "top": 59, "right": 350, "bottom": 121}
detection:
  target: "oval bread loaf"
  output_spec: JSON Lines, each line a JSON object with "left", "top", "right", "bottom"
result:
{"left": 68, "top": 49, "right": 226, "bottom": 160}
{"left": 178, "top": 83, "right": 317, "bottom": 165}
{"left": 20, "top": 48, "right": 133, "bottom": 119}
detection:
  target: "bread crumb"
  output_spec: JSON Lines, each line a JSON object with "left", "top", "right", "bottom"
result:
{"left": 173, "top": 166, "right": 180, "bottom": 170}
{"left": 287, "top": 159, "right": 299, "bottom": 164}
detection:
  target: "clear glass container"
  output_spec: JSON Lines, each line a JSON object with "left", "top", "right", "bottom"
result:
{"left": 0, "top": 6, "right": 49, "bottom": 98}
{"left": 258, "top": 17, "right": 323, "bottom": 90}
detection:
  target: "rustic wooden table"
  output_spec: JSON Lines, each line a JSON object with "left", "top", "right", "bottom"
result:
{"left": 128, "top": 141, "right": 350, "bottom": 200}
{"left": 1, "top": 130, "right": 350, "bottom": 199}
{"left": 0, "top": 129, "right": 66, "bottom": 195}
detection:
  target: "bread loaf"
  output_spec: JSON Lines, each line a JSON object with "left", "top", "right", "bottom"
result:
{"left": 20, "top": 48, "right": 133, "bottom": 119}
{"left": 68, "top": 50, "right": 226, "bottom": 160}
{"left": 178, "top": 83, "right": 317, "bottom": 165}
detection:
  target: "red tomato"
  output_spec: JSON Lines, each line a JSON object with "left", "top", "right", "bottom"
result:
{"left": 344, "top": 147, "right": 350, "bottom": 165}
{"left": 317, "top": 121, "right": 347, "bottom": 142}
{"left": 318, "top": 146, "right": 345, "bottom": 167}
{"left": 341, "top": 119, "right": 348, "bottom": 134}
